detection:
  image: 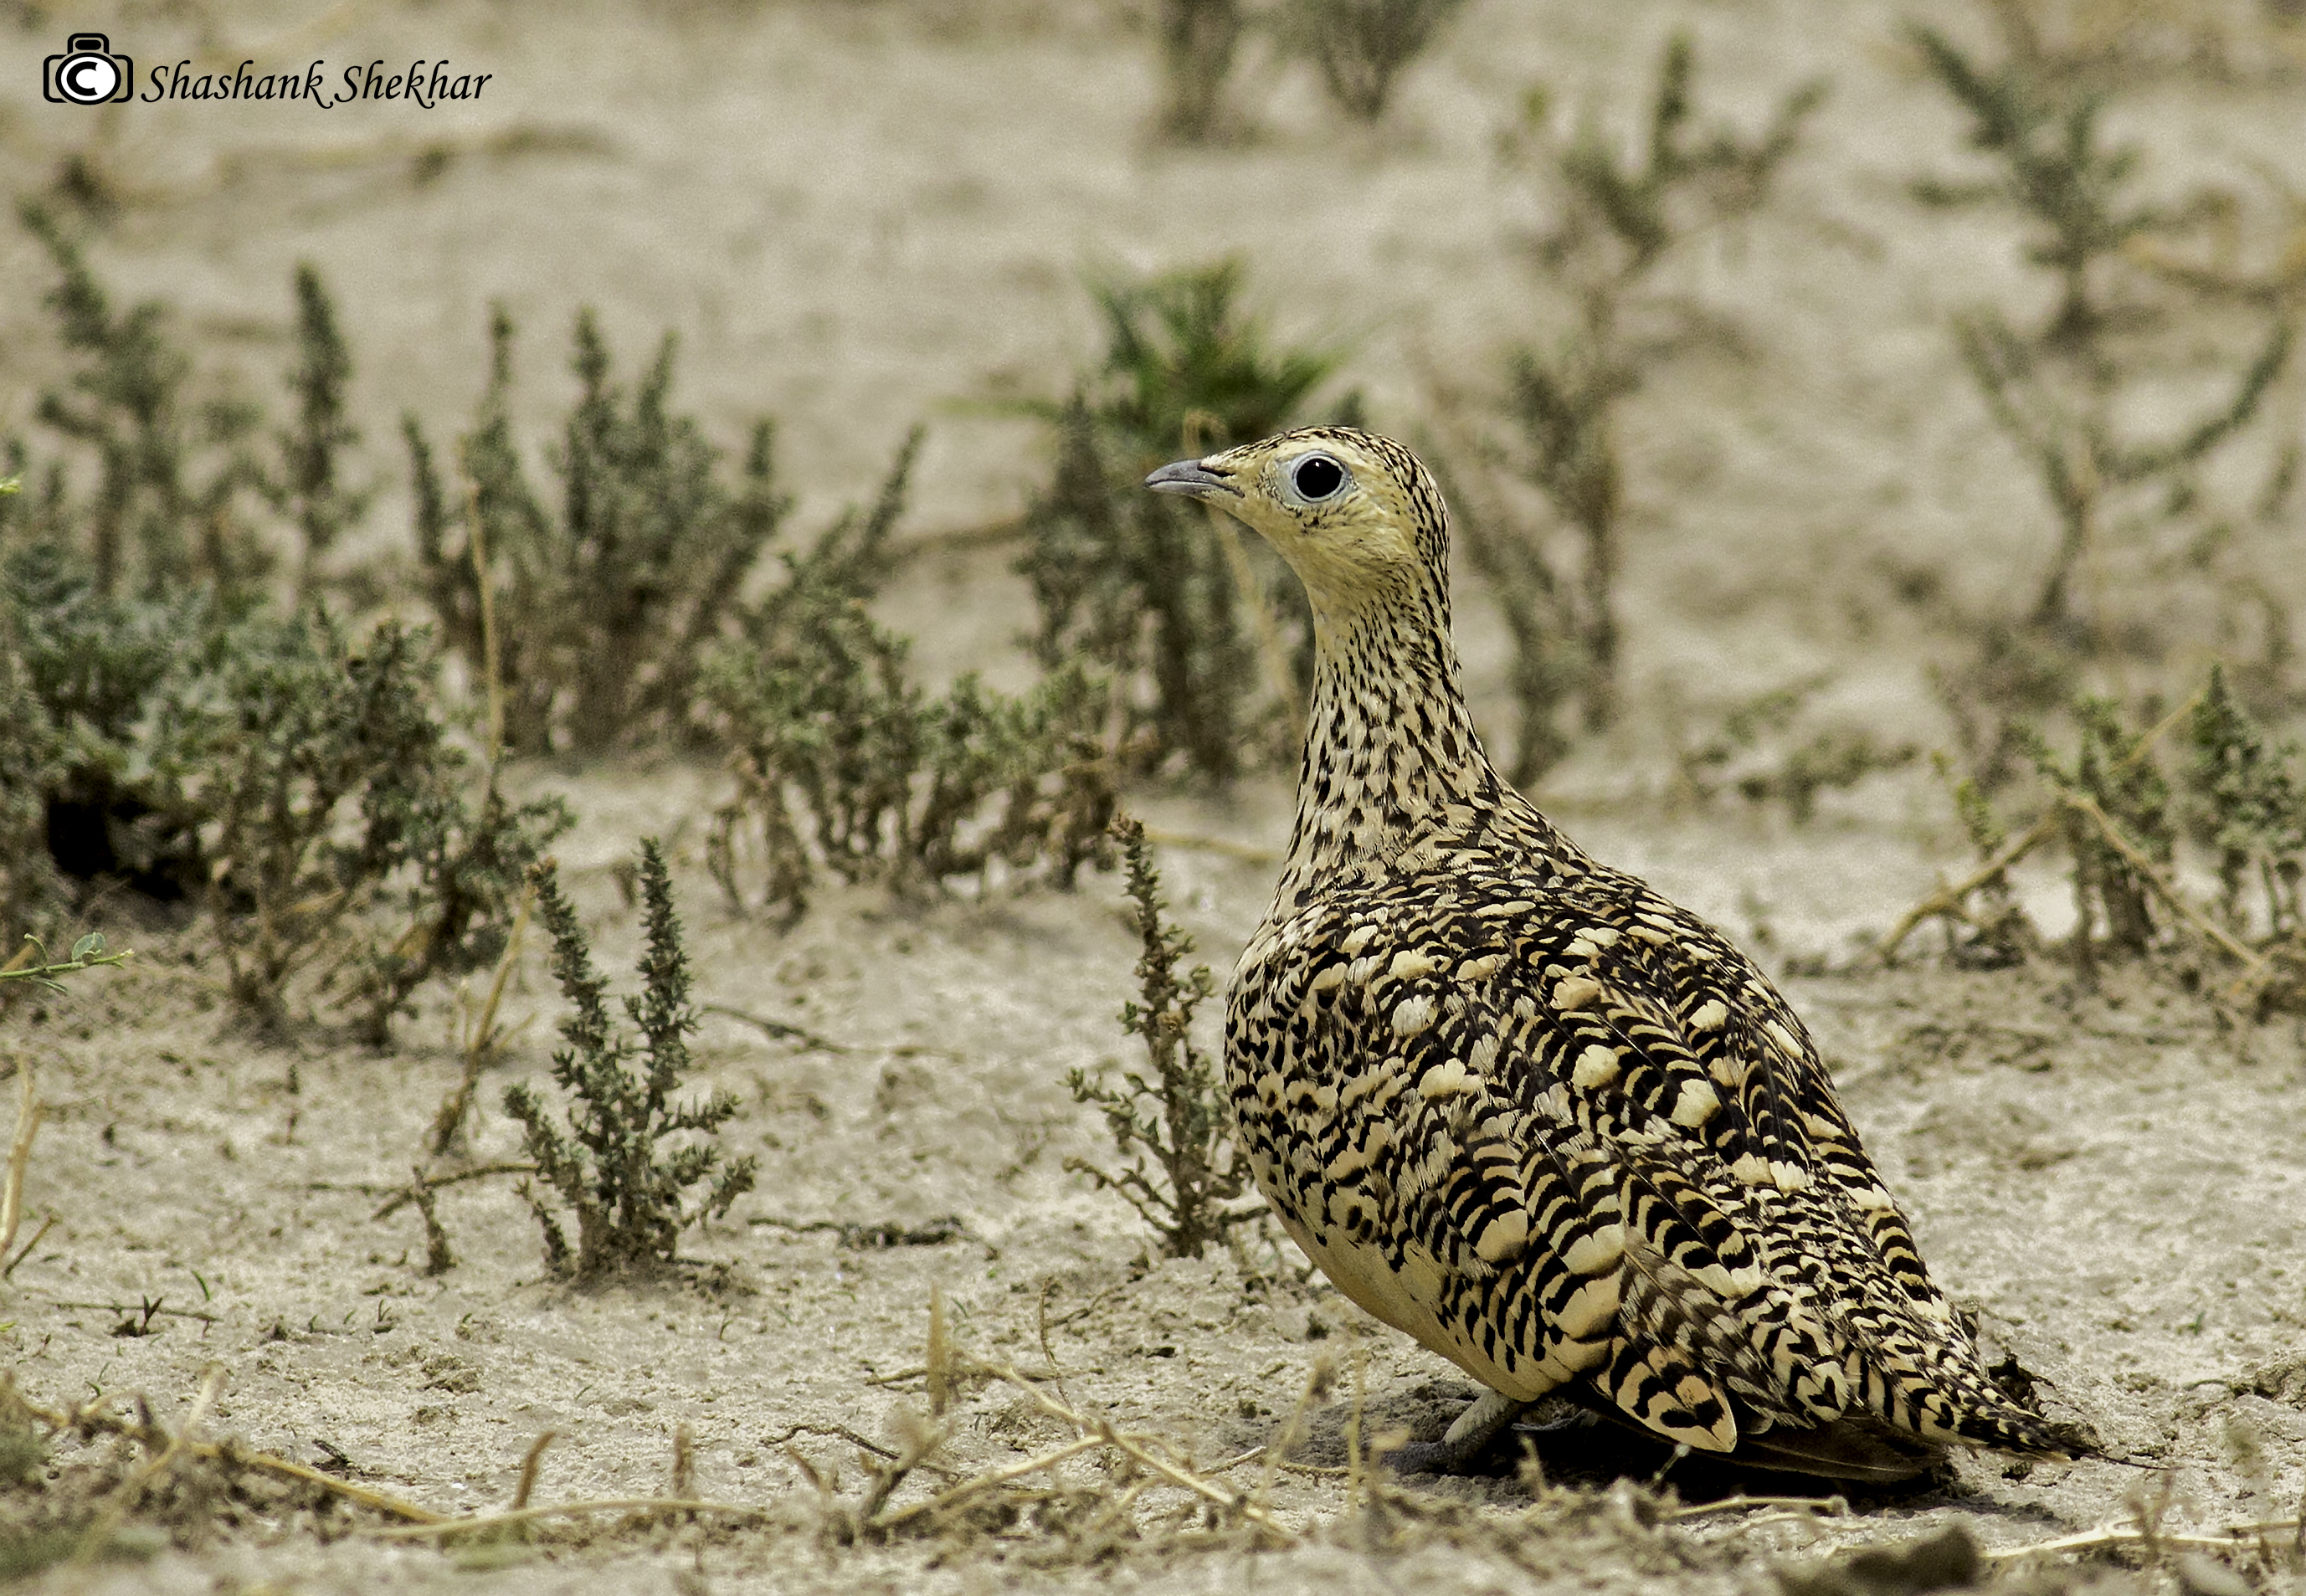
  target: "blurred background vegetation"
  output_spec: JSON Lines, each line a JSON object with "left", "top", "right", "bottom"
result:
{"left": 3, "top": 0, "right": 2305, "bottom": 1018}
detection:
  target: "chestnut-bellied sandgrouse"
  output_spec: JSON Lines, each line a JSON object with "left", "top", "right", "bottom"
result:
{"left": 1145, "top": 427, "right": 2083, "bottom": 1480}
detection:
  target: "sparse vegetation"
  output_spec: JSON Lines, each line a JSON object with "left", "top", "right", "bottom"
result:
{"left": 704, "top": 431, "right": 1115, "bottom": 922}
{"left": 1276, "top": 0, "right": 1471, "bottom": 123}
{"left": 503, "top": 843, "right": 758, "bottom": 1280}
{"left": 1019, "top": 259, "right": 1349, "bottom": 780}
{"left": 1907, "top": 18, "right": 2299, "bottom": 799}
{"left": 2187, "top": 666, "right": 2306, "bottom": 939}
{"left": 406, "top": 307, "right": 790, "bottom": 754}
{"left": 8, "top": 213, "right": 385, "bottom": 610}
{"left": 1, "top": 215, "right": 567, "bottom": 1030}
{"left": 1673, "top": 675, "right": 1918, "bottom": 823}
{"left": 266, "top": 264, "right": 372, "bottom": 595}
{"left": 1443, "top": 36, "right": 1823, "bottom": 784}
{"left": 0, "top": 618, "right": 64, "bottom": 934}
{"left": 171, "top": 612, "right": 566, "bottom": 1039}
{"left": 15, "top": 201, "right": 268, "bottom": 602}
{"left": 1911, "top": 22, "right": 2293, "bottom": 641}
{"left": 1886, "top": 665, "right": 2306, "bottom": 1012}
{"left": 1066, "top": 816, "right": 1259, "bottom": 1260}
{"left": 0, "top": 530, "right": 564, "bottom": 1039}
{"left": 1153, "top": 0, "right": 1249, "bottom": 143}
{"left": 0, "top": 535, "right": 212, "bottom": 932}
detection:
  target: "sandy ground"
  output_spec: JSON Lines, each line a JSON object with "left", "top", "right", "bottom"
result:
{"left": 5, "top": 0, "right": 2306, "bottom": 1591}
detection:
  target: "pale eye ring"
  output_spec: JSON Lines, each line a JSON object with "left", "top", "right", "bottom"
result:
{"left": 1291, "top": 453, "right": 1346, "bottom": 501}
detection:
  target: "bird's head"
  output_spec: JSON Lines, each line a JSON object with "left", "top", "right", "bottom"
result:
{"left": 1143, "top": 427, "right": 1450, "bottom": 624}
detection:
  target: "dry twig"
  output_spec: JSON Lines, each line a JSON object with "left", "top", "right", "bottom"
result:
{"left": 73, "top": 1364, "right": 228, "bottom": 1563}
{"left": 704, "top": 1003, "right": 854, "bottom": 1055}
{"left": 429, "top": 879, "right": 536, "bottom": 1157}
{"left": 13, "top": 1377, "right": 444, "bottom": 1524}
{"left": 1983, "top": 1518, "right": 2302, "bottom": 1563}
{"left": 371, "top": 1160, "right": 539, "bottom": 1221}
{"left": 513, "top": 1430, "right": 555, "bottom": 1510}
{"left": 2065, "top": 795, "right": 2266, "bottom": 971}
{"left": 1877, "top": 809, "right": 2064, "bottom": 962}
{"left": 967, "top": 1355, "right": 1300, "bottom": 1545}
{"left": 1664, "top": 1492, "right": 1850, "bottom": 1522}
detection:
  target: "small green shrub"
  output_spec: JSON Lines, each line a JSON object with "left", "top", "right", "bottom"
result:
{"left": 406, "top": 306, "right": 789, "bottom": 753}
{"left": 3, "top": 220, "right": 570, "bottom": 1044}
{"left": 264, "top": 264, "right": 372, "bottom": 595}
{"left": 13, "top": 208, "right": 389, "bottom": 611}
{"left": 504, "top": 842, "right": 758, "bottom": 1280}
{"left": 0, "top": 537, "right": 217, "bottom": 932}
{"left": 1910, "top": 23, "right": 2293, "bottom": 639}
{"left": 1019, "top": 260, "right": 1349, "bottom": 780}
{"left": 1887, "top": 665, "right": 2306, "bottom": 1011}
{"left": 140, "top": 608, "right": 571, "bottom": 1039}
{"left": 0, "top": 614, "right": 64, "bottom": 933}
{"left": 705, "top": 435, "right": 1115, "bottom": 922}
{"left": 1674, "top": 675, "right": 1918, "bottom": 824}
{"left": 1456, "top": 37, "right": 1821, "bottom": 784}
{"left": 2186, "top": 665, "right": 2306, "bottom": 938}
{"left": 1276, "top": 0, "right": 1471, "bottom": 122}
{"left": 1153, "top": 0, "right": 1249, "bottom": 142}
{"left": 2021, "top": 695, "right": 2176, "bottom": 968}
{"left": 1066, "top": 816, "right": 1259, "bottom": 1260}
{"left": 0, "top": 524, "right": 565, "bottom": 1039}
{"left": 16, "top": 202, "right": 268, "bottom": 602}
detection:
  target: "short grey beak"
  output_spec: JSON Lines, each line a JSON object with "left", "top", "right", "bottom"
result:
{"left": 1143, "top": 458, "right": 1240, "bottom": 503}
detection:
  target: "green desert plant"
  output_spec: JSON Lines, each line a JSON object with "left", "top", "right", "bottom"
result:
{"left": 137, "top": 608, "right": 570, "bottom": 1039}
{"left": 1673, "top": 675, "right": 1918, "bottom": 824}
{"left": 0, "top": 622, "right": 64, "bottom": 935}
{"left": 405, "top": 306, "right": 789, "bottom": 753}
{"left": 2, "top": 521, "right": 565, "bottom": 1039}
{"left": 13, "top": 211, "right": 387, "bottom": 608}
{"left": 1451, "top": 36, "right": 1822, "bottom": 784}
{"left": 1019, "top": 259, "right": 1349, "bottom": 780}
{"left": 0, "top": 536, "right": 217, "bottom": 931}
{"left": 1910, "top": 23, "right": 2293, "bottom": 640}
{"left": 16, "top": 202, "right": 269, "bottom": 603}
{"left": 1886, "top": 667, "right": 2306, "bottom": 1011}
{"left": 2186, "top": 664, "right": 2306, "bottom": 937}
{"left": 2026, "top": 695, "right": 2178, "bottom": 971}
{"left": 1276, "top": 0, "right": 1471, "bottom": 122}
{"left": 1153, "top": 0, "right": 1249, "bottom": 142}
{"left": 504, "top": 843, "right": 758, "bottom": 1280}
{"left": 265, "top": 264, "right": 372, "bottom": 595}
{"left": 1066, "top": 816, "right": 1259, "bottom": 1260}
{"left": 705, "top": 435, "right": 1114, "bottom": 922}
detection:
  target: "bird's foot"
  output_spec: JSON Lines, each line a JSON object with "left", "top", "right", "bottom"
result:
{"left": 1378, "top": 1389, "right": 1528, "bottom": 1476}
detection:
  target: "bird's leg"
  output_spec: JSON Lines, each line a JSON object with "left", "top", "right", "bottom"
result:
{"left": 1379, "top": 1388, "right": 1530, "bottom": 1475}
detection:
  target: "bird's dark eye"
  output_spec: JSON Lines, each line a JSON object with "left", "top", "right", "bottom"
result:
{"left": 1292, "top": 454, "right": 1345, "bottom": 500}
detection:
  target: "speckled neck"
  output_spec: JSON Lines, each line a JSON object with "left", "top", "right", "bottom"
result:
{"left": 1278, "top": 572, "right": 1502, "bottom": 892}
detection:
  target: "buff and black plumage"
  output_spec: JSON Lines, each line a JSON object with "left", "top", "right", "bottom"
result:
{"left": 1146, "top": 427, "right": 2085, "bottom": 1481}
